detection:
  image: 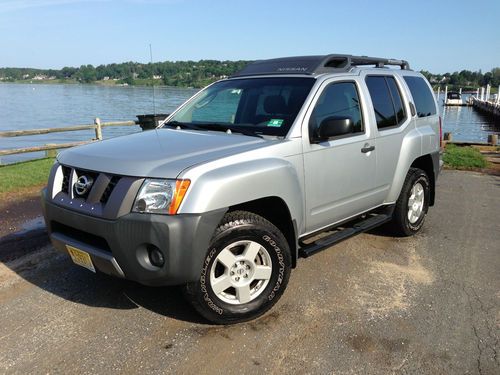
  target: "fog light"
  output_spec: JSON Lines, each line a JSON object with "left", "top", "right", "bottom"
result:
{"left": 147, "top": 245, "right": 165, "bottom": 267}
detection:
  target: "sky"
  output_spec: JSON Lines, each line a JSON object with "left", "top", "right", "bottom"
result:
{"left": 0, "top": 0, "right": 499, "bottom": 74}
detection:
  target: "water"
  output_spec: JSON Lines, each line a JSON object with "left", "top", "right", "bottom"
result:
{"left": 0, "top": 84, "right": 498, "bottom": 164}
{"left": 437, "top": 93, "right": 499, "bottom": 142}
{"left": 0, "top": 83, "right": 198, "bottom": 164}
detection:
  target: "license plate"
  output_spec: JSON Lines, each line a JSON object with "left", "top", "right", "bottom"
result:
{"left": 66, "top": 245, "right": 96, "bottom": 273}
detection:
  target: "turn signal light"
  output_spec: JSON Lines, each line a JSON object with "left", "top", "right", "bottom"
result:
{"left": 169, "top": 180, "right": 191, "bottom": 214}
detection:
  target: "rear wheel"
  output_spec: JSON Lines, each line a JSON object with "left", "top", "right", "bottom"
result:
{"left": 391, "top": 168, "right": 430, "bottom": 236}
{"left": 184, "top": 210, "right": 291, "bottom": 324}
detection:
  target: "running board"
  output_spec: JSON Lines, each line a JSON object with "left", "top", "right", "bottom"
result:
{"left": 299, "top": 214, "right": 391, "bottom": 258}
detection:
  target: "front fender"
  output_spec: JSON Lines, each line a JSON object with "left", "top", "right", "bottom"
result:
{"left": 178, "top": 158, "right": 304, "bottom": 231}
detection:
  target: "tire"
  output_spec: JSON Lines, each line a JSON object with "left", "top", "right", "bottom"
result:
{"left": 391, "top": 168, "right": 430, "bottom": 236}
{"left": 184, "top": 210, "right": 291, "bottom": 324}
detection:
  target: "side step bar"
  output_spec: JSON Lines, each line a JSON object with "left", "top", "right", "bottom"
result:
{"left": 299, "top": 214, "right": 392, "bottom": 258}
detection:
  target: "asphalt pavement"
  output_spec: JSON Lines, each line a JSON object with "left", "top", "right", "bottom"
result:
{"left": 0, "top": 170, "right": 498, "bottom": 374}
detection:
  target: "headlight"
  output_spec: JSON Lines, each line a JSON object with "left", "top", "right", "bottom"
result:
{"left": 133, "top": 179, "right": 190, "bottom": 215}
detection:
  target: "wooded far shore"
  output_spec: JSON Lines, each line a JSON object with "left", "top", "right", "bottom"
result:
{"left": 1, "top": 60, "right": 499, "bottom": 90}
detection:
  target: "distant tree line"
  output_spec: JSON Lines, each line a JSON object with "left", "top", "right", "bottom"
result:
{"left": 0, "top": 60, "right": 250, "bottom": 87}
{"left": 0, "top": 61, "right": 499, "bottom": 89}
{"left": 420, "top": 68, "right": 500, "bottom": 90}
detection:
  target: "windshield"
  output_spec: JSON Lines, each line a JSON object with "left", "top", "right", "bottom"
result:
{"left": 165, "top": 77, "right": 315, "bottom": 137}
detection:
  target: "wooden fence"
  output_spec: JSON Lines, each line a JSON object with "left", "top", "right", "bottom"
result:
{"left": 0, "top": 118, "right": 137, "bottom": 158}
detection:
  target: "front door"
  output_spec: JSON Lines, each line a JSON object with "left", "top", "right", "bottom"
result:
{"left": 302, "top": 79, "right": 380, "bottom": 234}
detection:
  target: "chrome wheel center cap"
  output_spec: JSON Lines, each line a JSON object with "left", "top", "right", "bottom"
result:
{"left": 230, "top": 260, "right": 252, "bottom": 283}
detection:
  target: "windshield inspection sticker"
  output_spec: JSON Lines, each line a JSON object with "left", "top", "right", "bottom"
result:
{"left": 267, "top": 119, "right": 284, "bottom": 127}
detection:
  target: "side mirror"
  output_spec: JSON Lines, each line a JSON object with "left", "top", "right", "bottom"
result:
{"left": 312, "top": 116, "right": 354, "bottom": 143}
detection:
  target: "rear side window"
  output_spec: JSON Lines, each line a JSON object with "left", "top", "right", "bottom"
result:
{"left": 403, "top": 76, "right": 437, "bottom": 117}
{"left": 366, "top": 76, "right": 407, "bottom": 129}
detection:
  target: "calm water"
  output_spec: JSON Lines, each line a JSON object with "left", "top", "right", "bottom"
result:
{"left": 437, "top": 93, "right": 499, "bottom": 142}
{"left": 0, "top": 84, "right": 498, "bottom": 164}
{"left": 0, "top": 83, "right": 197, "bottom": 163}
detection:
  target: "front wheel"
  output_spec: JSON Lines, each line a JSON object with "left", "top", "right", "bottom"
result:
{"left": 391, "top": 168, "right": 430, "bottom": 236}
{"left": 184, "top": 210, "right": 291, "bottom": 324}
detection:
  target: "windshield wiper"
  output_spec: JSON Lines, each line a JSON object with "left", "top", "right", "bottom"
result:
{"left": 195, "top": 123, "right": 264, "bottom": 139}
{"left": 164, "top": 121, "right": 207, "bottom": 131}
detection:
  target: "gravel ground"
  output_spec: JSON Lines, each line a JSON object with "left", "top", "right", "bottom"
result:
{"left": 0, "top": 170, "right": 498, "bottom": 374}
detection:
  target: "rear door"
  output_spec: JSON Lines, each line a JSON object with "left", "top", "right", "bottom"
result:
{"left": 363, "top": 74, "right": 413, "bottom": 198}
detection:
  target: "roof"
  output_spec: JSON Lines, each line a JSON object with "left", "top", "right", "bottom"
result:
{"left": 231, "top": 54, "right": 411, "bottom": 78}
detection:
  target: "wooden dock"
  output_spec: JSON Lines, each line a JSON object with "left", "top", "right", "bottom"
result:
{"left": 472, "top": 98, "right": 500, "bottom": 118}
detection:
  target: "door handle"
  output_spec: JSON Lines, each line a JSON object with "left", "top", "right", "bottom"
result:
{"left": 361, "top": 144, "right": 375, "bottom": 153}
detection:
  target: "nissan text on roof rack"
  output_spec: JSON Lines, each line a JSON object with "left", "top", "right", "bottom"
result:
{"left": 41, "top": 54, "right": 442, "bottom": 324}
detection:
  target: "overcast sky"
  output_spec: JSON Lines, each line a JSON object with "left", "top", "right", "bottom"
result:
{"left": 0, "top": 0, "right": 498, "bottom": 73}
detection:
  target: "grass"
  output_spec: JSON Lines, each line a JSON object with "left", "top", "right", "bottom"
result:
{"left": 443, "top": 144, "right": 488, "bottom": 169}
{"left": 0, "top": 145, "right": 493, "bottom": 195}
{"left": 0, "top": 158, "right": 54, "bottom": 194}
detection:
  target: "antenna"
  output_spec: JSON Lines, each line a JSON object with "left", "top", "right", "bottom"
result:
{"left": 149, "top": 43, "right": 156, "bottom": 115}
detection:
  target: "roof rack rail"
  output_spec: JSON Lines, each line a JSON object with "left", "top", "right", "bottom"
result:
{"left": 231, "top": 54, "right": 411, "bottom": 77}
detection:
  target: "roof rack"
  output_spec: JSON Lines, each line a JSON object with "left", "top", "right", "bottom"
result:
{"left": 231, "top": 54, "right": 411, "bottom": 77}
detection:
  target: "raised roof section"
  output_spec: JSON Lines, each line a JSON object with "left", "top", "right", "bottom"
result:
{"left": 232, "top": 54, "right": 411, "bottom": 77}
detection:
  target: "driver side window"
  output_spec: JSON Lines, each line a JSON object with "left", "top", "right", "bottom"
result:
{"left": 310, "top": 82, "right": 364, "bottom": 135}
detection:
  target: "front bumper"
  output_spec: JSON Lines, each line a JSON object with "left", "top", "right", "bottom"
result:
{"left": 41, "top": 189, "right": 226, "bottom": 286}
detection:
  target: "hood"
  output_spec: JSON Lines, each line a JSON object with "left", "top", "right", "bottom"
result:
{"left": 57, "top": 129, "right": 271, "bottom": 178}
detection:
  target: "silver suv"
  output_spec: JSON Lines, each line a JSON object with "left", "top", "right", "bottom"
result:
{"left": 41, "top": 54, "right": 442, "bottom": 324}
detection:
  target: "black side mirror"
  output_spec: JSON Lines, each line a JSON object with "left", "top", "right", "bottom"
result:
{"left": 312, "top": 116, "right": 354, "bottom": 143}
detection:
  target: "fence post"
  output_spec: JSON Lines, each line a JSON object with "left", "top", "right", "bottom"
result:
{"left": 45, "top": 144, "right": 57, "bottom": 158}
{"left": 94, "top": 117, "right": 102, "bottom": 140}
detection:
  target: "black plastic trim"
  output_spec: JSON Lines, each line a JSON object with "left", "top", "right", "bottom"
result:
{"left": 42, "top": 189, "right": 227, "bottom": 286}
{"left": 232, "top": 54, "right": 411, "bottom": 77}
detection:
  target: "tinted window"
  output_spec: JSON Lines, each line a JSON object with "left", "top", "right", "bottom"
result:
{"left": 403, "top": 76, "right": 437, "bottom": 117}
{"left": 386, "top": 77, "right": 406, "bottom": 124}
{"left": 310, "top": 82, "right": 364, "bottom": 135}
{"left": 168, "top": 77, "right": 315, "bottom": 136}
{"left": 366, "top": 76, "right": 407, "bottom": 129}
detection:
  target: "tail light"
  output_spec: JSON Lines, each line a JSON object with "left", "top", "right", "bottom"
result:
{"left": 439, "top": 116, "right": 443, "bottom": 149}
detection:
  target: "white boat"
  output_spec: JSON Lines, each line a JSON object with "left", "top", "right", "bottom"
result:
{"left": 444, "top": 92, "right": 463, "bottom": 106}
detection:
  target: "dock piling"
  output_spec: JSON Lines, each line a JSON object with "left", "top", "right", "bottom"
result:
{"left": 94, "top": 118, "right": 102, "bottom": 140}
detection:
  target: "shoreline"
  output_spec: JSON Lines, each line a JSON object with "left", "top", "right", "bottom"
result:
{"left": 0, "top": 80, "right": 200, "bottom": 90}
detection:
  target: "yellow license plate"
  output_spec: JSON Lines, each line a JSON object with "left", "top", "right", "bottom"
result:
{"left": 66, "top": 245, "right": 96, "bottom": 273}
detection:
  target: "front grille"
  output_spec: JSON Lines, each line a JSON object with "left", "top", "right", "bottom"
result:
{"left": 52, "top": 163, "right": 138, "bottom": 219}
{"left": 73, "top": 169, "right": 98, "bottom": 200}
{"left": 100, "top": 176, "right": 120, "bottom": 204}
{"left": 51, "top": 221, "right": 111, "bottom": 253}
{"left": 57, "top": 164, "right": 122, "bottom": 205}
{"left": 61, "top": 166, "right": 71, "bottom": 194}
